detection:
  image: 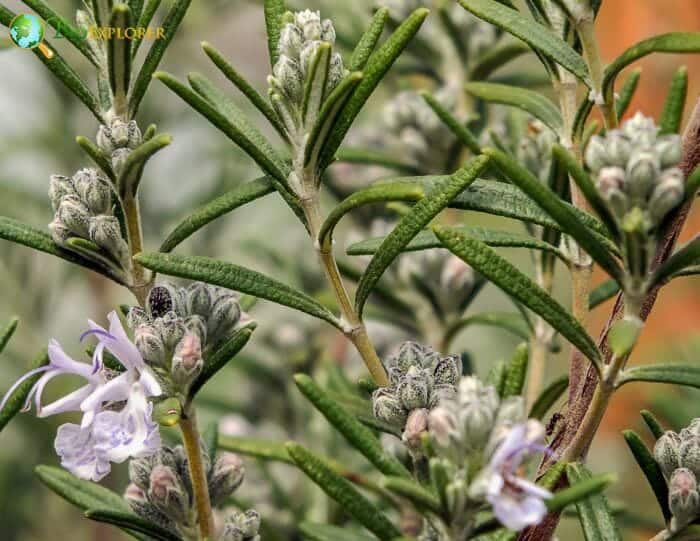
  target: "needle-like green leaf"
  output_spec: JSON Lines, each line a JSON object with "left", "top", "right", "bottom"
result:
{"left": 219, "top": 436, "right": 294, "bottom": 464}
{"left": 201, "top": 41, "right": 287, "bottom": 138}
{"left": 108, "top": 3, "right": 132, "bottom": 115}
{"left": 286, "top": 443, "right": 402, "bottom": 541}
{"left": 35, "top": 465, "right": 131, "bottom": 513}
{"left": 85, "top": 508, "right": 181, "bottom": 541}
{"left": 347, "top": 226, "right": 567, "bottom": 261}
{"left": 134, "top": 252, "right": 340, "bottom": 328}
{"left": 0, "top": 216, "right": 128, "bottom": 285}
{"left": 435, "top": 225, "right": 602, "bottom": 366}
{"left": 622, "top": 430, "right": 670, "bottom": 521}
{"left": 551, "top": 144, "right": 619, "bottom": 238}
{"left": 189, "top": 323, "right": 256, "bottom": 397}
{"left": 529, "top": 374, "right": 569, "bottom": 419}
{"left": 565, "top": 463, "right": 622, "bottom": 540}
{"left": 320, "top": 181, "right": 425, "bottom": 249}
{"left": 264, "top": 0, "right": 287, "bottom": 68}
{"left": 129, "top": 0, "right": 192, "bottom": 116}
{"left": 458, "top": 0, "right": 589, "bottom": 83}
{"left": 160, "top": 176, "right": 275, "bottom": 253}
{"left": 348, "top": 7, "right": 389, "bottom": 71}
{"left": 0, "top": 317, "right": 18, "bottom": 356}
{"left": 382, "top": 477, "right": 441, "bottom": 513}
{"left": 485, "top": 148, "right": 624, "bottom": 282}
{"left": 660, "top": 66, "right": 689, "bottom": 135}
{"left": 603, "top": 33, "right": 700, "bottom": 100}
{"left": 421, "top": 91, "right": 481, "bottom": 154}
{"left": 588, "top": 279, "right": 620, "bottom": 310}
{"left": 465, "top": 81, "right": 563, "bottom": 132}
{"left": 294, "top": 374, "right": 410, "bottom": 478}
{"left": 615, "top": 68, "right": 641, "bottom": 120}
{"left": 503, "top": 343, "right": 529, "bottom": 398}
{"left": 651, "top": 235, "right": 700, "bottom": 286}
{"left": 355, "top": 155, "right": 490, "bottom": 317}
{"left": 319, "top": 8, "right": 429, "bottom": 170}
{"left": 617, "top": 363, "right": 700, "bottom": 389}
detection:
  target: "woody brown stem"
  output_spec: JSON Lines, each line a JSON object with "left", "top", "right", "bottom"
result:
{"left": 519, "top": 97, "right": 700, "bottom": 541}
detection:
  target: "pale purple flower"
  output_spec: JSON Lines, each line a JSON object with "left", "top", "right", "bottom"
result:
{"left": 470, "top": 420, "right": 552, "bottom": 531}
{"left": 0, "top": 311, "right": 162, "bottom": 481}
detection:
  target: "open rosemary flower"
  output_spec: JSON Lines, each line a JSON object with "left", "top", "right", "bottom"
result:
{"left": 0, "top": 311, "right": 162, "bottom": 481}
{"left": 469, "top": 420, "right": 552, "bottom": 531}
{"left": 427, "top": 376, "right": 550, "bottom": 532}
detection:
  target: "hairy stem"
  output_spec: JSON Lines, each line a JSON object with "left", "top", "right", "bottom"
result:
{"left": 577, "top": 12, "right": 618, "bottom": 129}
{"left": 123, "top": 193, "right": 150, "bottom": 306}
{"left": 554, "top": 61, "right": 595, "bottom": 414}
{"left": 180, "top": 405, "right": 215, "bottom": 540}
{"left": 562, "top": 349, "right": 628, "bottom": 462}
{"left": 527, "top": 263, "right": 553, "bottom": 407}
{"left": 301, "top": 193, "right": 389, "bottom": 386}
{"left": 527, "top": 320, "right": 550, "bottom": 408}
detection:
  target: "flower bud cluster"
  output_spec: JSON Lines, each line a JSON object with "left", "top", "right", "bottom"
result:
{"left": 48, "top": 168, "right": 130, "bottom": 269}
{"left": 220, "top": 509, "right": 262, "bottom": 541}
{"left": 380, "top": 89, "right": 458, "bottom": 174}
{"left": 268, "top": 10, "right": 346, "bottom": 140}
{"left": 398, "top": 247, "right": 478, "bottom": 319}
{"left": 654, "top": 419, "right": 700, "bottom": 532}
{"left": 517, "top": 120, "right": 557, "bottom": 183}
{"left": 126, "top": 444, "right": 249, "bottom": 538}
{"left": 372, "top": 342, "right": 461, "bottom": 449}
{"left": 96, "top": 119, "right": 143, "bottom": 176}
{"left": 428, "top": 375, "right": 526, "bottom": 463}
{"left": 585, "top": 112, "right": 685, "bottom": 231}
{"left": 128, "top": 282, "right": 243, "bottom": 391}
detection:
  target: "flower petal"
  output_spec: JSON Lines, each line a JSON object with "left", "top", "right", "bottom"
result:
{"left": 0, "top": 365, "right": 51, "bottom": 414}
{"left": 47, "top": 340, "right": 94, "bottom": 379}
{"left": 79, "top": 372, "right": 132, "bottom": 427}
{"left": 38, "top": 384, "right": 95, "bottom": 418}
{"left": 54, "top": 423, "right": 111, "bottom": 482}
{"left": 92, "top": 382, "right": 161, "bottom": 463}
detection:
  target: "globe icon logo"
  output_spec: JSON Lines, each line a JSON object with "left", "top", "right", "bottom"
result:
{"left": 9, "top": 13, "right": 53, "bottom": 58}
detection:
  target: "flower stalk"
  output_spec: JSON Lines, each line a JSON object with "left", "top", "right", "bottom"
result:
{"left": 179, "top": 404, "right": 215, "bottom": 540}
{"left": 122, "top": 192, "right": 150, "bottom": 306}
{"left": 302, "top": 194, "right": 389, "bottom": 386}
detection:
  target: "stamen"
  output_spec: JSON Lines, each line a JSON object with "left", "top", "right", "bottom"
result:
{"left": 0, "top": 365, "right": 51, "bottom": 413}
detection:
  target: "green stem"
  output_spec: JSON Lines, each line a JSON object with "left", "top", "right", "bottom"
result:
{"left": 561, "top": 348, "right": 627, "bottom": 462}
{"left": 180, "top": 405, "right": 215, "bottom": 540}
{"left": 123, "top": 193, "right": 150, "bottom": 305}
{"left": 577, "top": 13, "right": 618, "bottom": 129}
{"left": 301, "top": 193, "right": 389, "bottom": 386}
